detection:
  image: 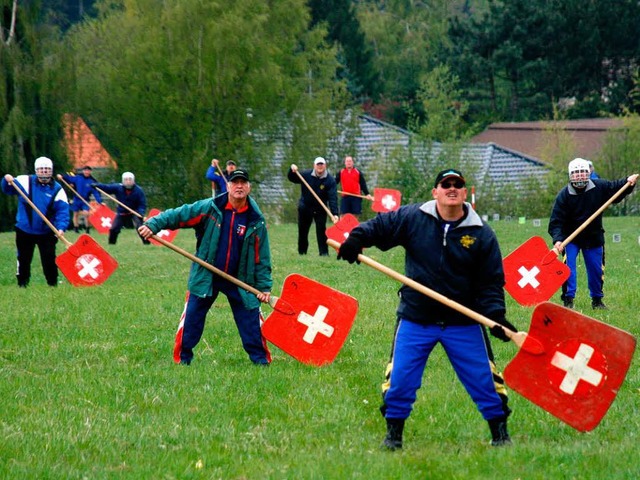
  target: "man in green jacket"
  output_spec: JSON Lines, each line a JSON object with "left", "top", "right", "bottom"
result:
{"left": 139, "top": 169, "right": 273, "bottom": 365}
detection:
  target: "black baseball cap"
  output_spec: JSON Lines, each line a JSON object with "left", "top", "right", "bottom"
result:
{"left": 228, "top": 169, "right": 250, "bottom": 182}
{"left": 434, "top": 168, "right": 465, "bottom": 188}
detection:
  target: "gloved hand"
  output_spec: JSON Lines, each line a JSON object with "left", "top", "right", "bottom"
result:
{"left": 489, "top": 315, "right": 518, "bottom": 342}
{"left": 90, "top": 183, "right": 98, "bottom": 188}
{"left": 337, "top": 235, "right": 363, "bottom": 264}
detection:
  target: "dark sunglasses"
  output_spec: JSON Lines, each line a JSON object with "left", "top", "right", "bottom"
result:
{"left": 439, "top": 179, "right": 465, "bottom": 189}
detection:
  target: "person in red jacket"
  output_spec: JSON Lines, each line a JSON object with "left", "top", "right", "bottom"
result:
{"left": 335, "top": 155, "right": 373, "bottom": 218}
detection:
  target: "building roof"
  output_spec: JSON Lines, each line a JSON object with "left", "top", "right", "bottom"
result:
{"left": 63, "top": 114, "right": 118, "bottom": 170}
{"left": 255, "top": 114, "right": 549, "bottom": 206}
{"left": 470, "top": 118, "right": 624, "bottom": 162}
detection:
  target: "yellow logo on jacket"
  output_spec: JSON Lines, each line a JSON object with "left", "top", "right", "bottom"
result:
{"left": 460, "top": 235, "right": 476, "bottom": 248}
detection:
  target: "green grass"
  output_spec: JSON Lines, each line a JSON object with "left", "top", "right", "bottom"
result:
{"left": 1, "top": 216, "right": 639, "bottom": 479}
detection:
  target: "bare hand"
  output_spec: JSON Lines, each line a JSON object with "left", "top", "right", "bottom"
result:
{"left": 290, "top": 164, "right": 298, "bottom": 172}
{"left": 138, "top": 225, "right": 153, "bottom": 240}
{"left": 4, "top": 174, "right": 14, "bottom": 183}
{"left": 256, "top": 292, "right": 271, "bottom": 304}
{"left": 553, "top": 241, "right": 564, "bottom": 254}
{"left": 211, "top": 158, "right": 219, "bottom": 167}
{"left": 628, "top": 173, "right": 639, "bottom": 185}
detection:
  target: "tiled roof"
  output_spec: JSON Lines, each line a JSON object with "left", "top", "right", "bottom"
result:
{"left": 63, "top": 114, "right": 118, "bottom": 170}
{"left": 255, "top": 114, "right": 549, "bottom": 206}
{"left": 471, "top": 118, "right": 624, "bottom": 162}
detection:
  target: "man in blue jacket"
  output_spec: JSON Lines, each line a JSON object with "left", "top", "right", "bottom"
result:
{"left": 205, "top": 159, "right": 236, "bottom": 196}
{"left": 2, "top": 156, "right": 69, "bottom": 287}
{"left": 338, "top": 168, "right": 517, "bottom": 449}
{"left": 60, "top": 165, "right": 102, "bottom": 233}
{"left": 93, "top": 171, "right": 149, "bottom": 245}
{"left": 139, "top": 169, "right": 273, "bottom": 366}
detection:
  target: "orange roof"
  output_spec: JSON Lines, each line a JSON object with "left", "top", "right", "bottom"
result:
{"left": 63, "top": 113, "right": 118, "bottom": 170}
{"left": 471, "top": 118, "right": 624, "bottom": 162}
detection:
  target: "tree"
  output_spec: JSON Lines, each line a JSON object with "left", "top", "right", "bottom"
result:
{"left": 308, "top": 0, "right": 380, "bottom": 102}
{"left": 0, "top": 0, "right": 71, "bottom": 230}
{"left": 356, "top": 0, "right": 454, "bottom": 127}
{"left": 64, "top": 0, "right": 347, "bottom": 207}
{"left": 446, "top": 0, "right": 640, "bottom": 124}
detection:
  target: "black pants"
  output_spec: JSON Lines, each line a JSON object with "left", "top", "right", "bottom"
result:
{"left": 15, "top": 227, "right": 59, "bottom": 287}
{"left": 297, "top": 207, "right": 328, "bottom": 255}
{"left": 108, "top": 214, "right": 149, "bottom": 245}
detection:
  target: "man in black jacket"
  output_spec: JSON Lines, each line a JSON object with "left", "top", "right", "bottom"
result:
{"left": 337, "top": 168, "right": 517, "bottom": 449}
{"left": 287, "top": 157, "right": 338, "bottom": 256}
{"left": 549, "top": 158, "right": 637, "bottom": 310}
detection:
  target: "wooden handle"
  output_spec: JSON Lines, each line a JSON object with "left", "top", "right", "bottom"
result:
{"left": 57, "top": 175, "right": 93, "bottom": 209}
{"left": 338, "top": 190, "right": 367, "bottom": 199}
{"left": 150, "top": 232, "right": 291, "bottom": 313}
{"left": 559, "top": 180, "right": 632, "bottom": 250}
{"left": 95, "top": 187, "right": 144, "bottom": 218}
{"left": 327, "top": 238, "right": 541, "bottom": 352}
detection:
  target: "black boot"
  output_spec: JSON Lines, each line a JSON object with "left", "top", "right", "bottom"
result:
{"left": 488, "top": 416, "right": 512, "bottom": 447}
{"left": 381, "top": 418, "right": 404, "bottom": 451}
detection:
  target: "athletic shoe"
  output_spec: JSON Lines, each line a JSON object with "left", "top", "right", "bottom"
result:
{"left": 592, "top": 298, "right": 608, "bottom": 310}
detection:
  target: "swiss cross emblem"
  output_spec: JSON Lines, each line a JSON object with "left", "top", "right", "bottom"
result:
{"left": 503, "top": 236, "right": 570, "bottom": 306}
{"left": 372, "top": 188, "right": 402, "bottom": 213}
{"left": 74, "top": 254, "right": 105, "bottom": 281}
{"left": 261, "top": 274, "right": 359, "bottom": 366}
{"left": 56, "top": 234, "right": 119, "bottom": 287}
{"left": 548, "top": 339, "right": 606, "bottom": 396}
{"left": 504, "top": 302, "right": 636, "bottom": 431}
{"left": 89, "top": 204, "right": 116, "bottom": 235}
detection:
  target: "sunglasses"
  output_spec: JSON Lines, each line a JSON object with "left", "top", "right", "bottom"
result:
{"left": 439, "top": 179, "right": 465, "bottom": 189}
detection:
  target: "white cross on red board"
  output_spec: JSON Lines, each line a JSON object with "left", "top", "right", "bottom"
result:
{"left": 77, "top": 255, "right": 102, "bottom": 280}
{"left": 156, "top": 229, "right": 171, "bottom": 238}
{"left": 101, "top": 217, "right": 113, "bottom": 228}
{"left": 381, "top": 195, "right": 397, "bottom": 211}
{"left": 517, "top": 265, "right": 541, "bottom": 288}
{"left": 551, "top": 343, "right": 604, "bottom": 395}
{"left": 297, "top": 306, "right": 334, "bottom": 344}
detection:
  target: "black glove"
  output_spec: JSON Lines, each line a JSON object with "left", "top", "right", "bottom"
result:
{"left": 90, "top": 183, "right": 98, "bottom": 188}
{"left": 337, "top": 235, "right": 363, "bottom": 264}
{"left": 489, "top": 315, "right": 517, "bottom": 342}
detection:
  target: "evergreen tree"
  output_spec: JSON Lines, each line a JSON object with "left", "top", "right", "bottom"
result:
{"left": 308, "top": 0, "right": 380, "bottom": 101}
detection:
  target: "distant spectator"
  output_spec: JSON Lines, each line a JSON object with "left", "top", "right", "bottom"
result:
{"left": 206, "top": 159, "right": 236, "bottom": 195}
{"left": 60, "top": 166, "right": 102, "bottom": 233}
{"left": 587, "top": 160, "right": 600, "bottom": 179}
{"left": 335, "top": 155, "right": 373, "bottom": 218}
{"left": 93, "top": 172, "right": 149, "bottom": 245}
{"left": 287, "top": 157, "right": 338, "bottom": 256}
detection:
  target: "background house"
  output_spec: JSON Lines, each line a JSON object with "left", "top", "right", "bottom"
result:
{"left": 470, "top": 118, "right": 624, "bottom": 163}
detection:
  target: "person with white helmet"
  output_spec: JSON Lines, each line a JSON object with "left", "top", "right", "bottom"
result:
{"left": 287, "top": 156, "right": 339, "bottom": 256}
{"left": 92, "top": 172, "right": 149, "bottom": 245}
{"left": 1, "top": 156, "right": 70, "bottom": 287}
{"left": 548, "top": 158, "right": 638, "bottom": 310}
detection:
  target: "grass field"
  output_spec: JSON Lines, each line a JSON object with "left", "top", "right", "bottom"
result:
{"left": 1, "top": 216, "right": 639, "bottom": 479}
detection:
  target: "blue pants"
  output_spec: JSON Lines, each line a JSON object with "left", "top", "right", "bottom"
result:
{"left": 179, "top": 281, "right": 270, "bottom": 365}
{"left": 562, "top": 243, "right": 604, "bottom": 299}
{"left": 385, "top": 320, "right": 507, "bottom": 421}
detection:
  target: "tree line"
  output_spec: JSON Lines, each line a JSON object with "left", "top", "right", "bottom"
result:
{"left": 1, "top": 0, "right": 639, "bottom": 229}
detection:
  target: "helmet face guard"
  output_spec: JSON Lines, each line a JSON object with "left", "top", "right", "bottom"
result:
{"left": 35, "top": 167, "right": 53, "bottom": 183}
{"left": 34, "top": 156, "right": 53, "bottom": 183}
{"left": 568, "top": 158, "right": 590, "bottom": 189}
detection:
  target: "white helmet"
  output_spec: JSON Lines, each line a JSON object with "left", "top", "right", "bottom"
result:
{"left": 568, "top": 158, "right": 590, "bottom": 188}
{"left": 122, "top": 171, "right": 135, "bottom": 189}
{"left": 34, "top": 156, "right": 53, "bottom": 182}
